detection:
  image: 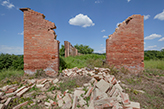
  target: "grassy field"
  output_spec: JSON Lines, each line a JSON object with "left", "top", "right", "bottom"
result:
{"left": 0, "top": 54, "right": 164, "bottom": 108}
{"left": 144, "top": 59, "right": 164, "bottom": 70}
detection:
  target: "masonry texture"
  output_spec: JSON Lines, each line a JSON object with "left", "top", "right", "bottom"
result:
{"left": 64, "top": 41, "right": 80, "bottom": 57}
{"left": 20, "top": 8, "right": 60, "bottom": 75}
{"left": 106, "top": 15, "right": 144, "bottom": 73}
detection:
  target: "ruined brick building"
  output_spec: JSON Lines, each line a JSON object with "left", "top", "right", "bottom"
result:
{"left": 20, "top": 8, "right": 60, "bottom": 75}
{"left": 106, "top": 15, "right": 144, "bottom": 73}
{"left": 64, "top": 41, "right": 80, "bottom": 57}
{"left": 20, "top": 8, "right": 144, "bottom": 74}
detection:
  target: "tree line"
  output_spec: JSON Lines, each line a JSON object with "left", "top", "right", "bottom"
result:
{"left": 0, "top": 45, "right": 163, "bottom": 71}
{"left": 0, "top": 53, "right": 23, "bottom": 71}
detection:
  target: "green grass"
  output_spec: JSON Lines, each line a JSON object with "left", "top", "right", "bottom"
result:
{"left": 0, "top": 69, "right": 24, "bottom": 81}
{"left": 144, "top": 59, "right": 164, "bottom": 70}
{"left": 60, "top": 54, "right": 106, "bottom": 69}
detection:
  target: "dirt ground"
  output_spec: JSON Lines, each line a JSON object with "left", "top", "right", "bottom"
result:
{"left": 115, "top": 69, "right": 164, "bottom": 109}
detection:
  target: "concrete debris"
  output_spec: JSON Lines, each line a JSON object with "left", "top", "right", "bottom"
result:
{"left": 0, "top": 67, "right": 140, "bottom": 109}
{"left": 13, "top": 101, "right": 28, "bottom": 109}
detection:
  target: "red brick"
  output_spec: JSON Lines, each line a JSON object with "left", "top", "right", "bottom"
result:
{"left": 20, "top": 8, "right": 60, "bottom": 75}
{"left": 64, "top": 41, "right": 80, "bottom": 57}
{"left": 106, "top": 15, "right": 144, "bottom": 73}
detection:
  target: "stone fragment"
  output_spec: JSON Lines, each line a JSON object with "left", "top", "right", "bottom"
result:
{"left": 112, "top": 89, "right": 120, "bottom": 97}
{"left": 53, "top": 78, "right": 59, "bottom": 84}
{"left": 45, "top": 102, "right": 51, "bottom": 107}
{"left": 94, "top": 88, "right": 108, "bottom": 100}
{"left": 115, "top": 83, "right": 123, "bottom": 92}
{"left": 94, "top": 98, "right": 115, "bottom": 106}
{"left": 84, "top": 87, "right": 93, "bottom": 98}
{"left": 124, "top": 101, "right": 140, "bottom": 109}
{"left": 4, "top": 97, "right": 12, "bottom": 108}
{"left": 5, "top": 92, "right": 16, "bottom": 97}
{"left": 41, "top": 79, "right": 48, "bottom": 84}
{"left": 58, "top": 99, "right": 63, "bottom": 107}
{"left": 62, "top": 102, "right": 72, "bottom": 109}
{"left": 121, "top": 92, "right": 130, "bottom": 105}
{"left": 107, "top": 86, "right": 116, "bottom": 97}
{"left": 108, "top": 75, "right": 117, "bottom": 85}
{"left": 78, "top": 96, "right": 86, "bottom": 106}
{"left": 83, "top": 83, "right": 91, "bottom": 87}
{"left": 16, "top": 87, "right": 30, "bottom": 97}
{"left": 36, "top": 84, "right": 45, "bottom": 88}
{"left": 27, "top": 79, "right": 36, "bottom": 84}
{"left": 63, "top": 93, "right": 71, "bottom": 103}
{"left": 0, "top": 92, "right": 4, "bottom": 96}
{"left": 15, "top": 86, "right": 26, "bottom": 93}
{"left": 0, "top": 104, "right": 5, "bottom": 109}
{"left": 87, "top": 100, "right": 94, "bottom": 109}
{"left": 96, "top": 79, "right": 112, "bottom": 93}
{"left": 13, "top": 101, "right": 28, "bottom": 109}
{"left": 46, "top": 92, "right": 56, "bottom": 98}
{"left": 72, "top": 90, "right": 83, "bottom": 109}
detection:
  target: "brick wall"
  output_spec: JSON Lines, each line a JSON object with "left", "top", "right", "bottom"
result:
{"left": 20, "top": 8, "right": 60, "bottom": 75}
{"left": 64, "top": 41, "right": 79, "bottom": 57}
{"left": 106, "top": 15, "right": 144, "bottom": 73}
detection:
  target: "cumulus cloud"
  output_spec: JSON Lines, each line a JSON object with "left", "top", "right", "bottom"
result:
{"left": 127, "top": 0, "right": 131, "bottom": 2}
{"left": 68, "top": 14, "right": 95, "bottom": 28}
{"left": 103, "top": 35, "right": 108, "bottom": 38}
{"left": 101, "top": 29, "right": 105, "bottom": 32}
{"left": 18, "top": 31, "right": 24, "bottom": 35}
{"left": 0, "top": 45, "right": 23, "bottom": 54}
{"left": 144, "top": 42, "right": 146, "bottom": 45}
{"left": 161, "top": 47, "right": 164, "bottom": 49}
{"left": 95, "top": 0, "right": 102, "bottom": 3}
{"left": 154, "top": 10, "right": 164, "bottom": 20}
{"left": 158, "top": 37, "right": 164, "bottom": 41}
{"left": 1, "top": 0, "right": 15, "bottom": 9}
{"left": 144, "top": 15, "right": 150, "bottom": 20}
{"left": 145, "top": 45, "right": 157, "bottom": 50}
{"left": 144, "top": 34, "right": 162, "bottom": 40}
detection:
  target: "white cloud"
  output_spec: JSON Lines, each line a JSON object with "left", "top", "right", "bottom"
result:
{"left": 101, "top": 29, "right": 105, "bottom": 32}
{"left": 95, "top": 0, "right": 102, "bottom": 3}
{"left": 0, "top": 45, "right": 23, "bottom": 54}
{"left": 144, "top": 42, "right": 146, "bottom": 45}
{"left": 144, "top": 15, "right": 150, "bottom": 20}
{"left": 103, "top": 35, "right": 108, "bottom": 38}
{"left": 161, "top": 47, "right": 164, "bottom": 49}
{"left": 68, "top": 14, "right": 95, "bottom": 28}
{"left": 158, "top": 37, "right": 164, "bottom": 41}
{"left": 145, "top": 45, "right": 157, "bottom": 50}
{"left": 18, "top": 31, "right": 24, "bottom": 35}
{"left": 144, "top": 34, "right": 162, "bottom": 40}
{"left": 94, "top": 44, "right": 106, "bottom": 53}
{"left": 1, "top": 0, "right": 15, "bottom": 9}
{"left": 127, "top": 0, "right": 131, "bottom": 2}
{"left": 154, "top": 10, "right": 164, "bottom": 20}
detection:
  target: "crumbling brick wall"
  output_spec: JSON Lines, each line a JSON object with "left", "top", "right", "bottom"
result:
{"left": 106, "top": 15, "right": 144, "bottom": 73}
{"left": 20, "top": 8, "right": 60, "bottom": 75}
{"left": 64, "top": 41, "right": 79, "bottom": 57}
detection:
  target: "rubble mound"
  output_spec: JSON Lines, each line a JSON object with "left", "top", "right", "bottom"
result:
{"left": 0, "top": 67, "right": 140, "bottom": 109}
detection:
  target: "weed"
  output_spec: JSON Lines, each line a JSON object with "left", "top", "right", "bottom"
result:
{"left": 59, "top": 78, "right": 77, "bottom": 93}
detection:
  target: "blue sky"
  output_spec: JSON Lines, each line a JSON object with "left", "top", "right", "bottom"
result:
{"left": 0, "top": 0, "right": 164, "bottom": 55}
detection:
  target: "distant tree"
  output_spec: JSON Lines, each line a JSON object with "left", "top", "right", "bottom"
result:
{"left": 144, "top": 49, "right": 164, "bottom": 60}
{"left": 59, "top": 45, "right": 65, "bottom": 56}
{"left": 0, "top": 53, "right": 24, "bottom": 70}
{"left": 74, "top": 44, "right": 94, "bottom": 54}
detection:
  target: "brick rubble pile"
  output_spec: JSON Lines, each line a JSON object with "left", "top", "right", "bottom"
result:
{"left": 0, "top": 67, "right": 140, "bottom": 109}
